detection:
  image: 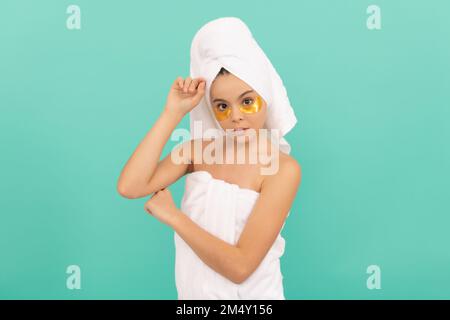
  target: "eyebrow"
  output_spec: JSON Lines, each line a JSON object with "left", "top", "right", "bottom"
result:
{"left": 212, "top": 90, "right": 254, "bottom": 103}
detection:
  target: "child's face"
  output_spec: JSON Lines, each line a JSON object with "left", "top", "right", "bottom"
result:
{"left": 210, "top": 72, "right": 267, "bottom": 135}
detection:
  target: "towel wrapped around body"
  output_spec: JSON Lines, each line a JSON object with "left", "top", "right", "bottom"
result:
{"left": 174, "top": 170, "right": 286, "bottom": 300}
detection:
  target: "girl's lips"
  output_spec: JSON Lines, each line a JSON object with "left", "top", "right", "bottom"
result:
{"left": 233, "top": 128, "right": 249, "bottom": 131}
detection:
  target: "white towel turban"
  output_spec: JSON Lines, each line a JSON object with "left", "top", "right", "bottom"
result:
{"left": 189, "top": 17, "right": 297, "bottom": 154}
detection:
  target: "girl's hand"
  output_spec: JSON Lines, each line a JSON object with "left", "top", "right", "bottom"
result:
{"left": 144, "top": 188, "right": 180, "bottom": 227}
{"left": 164, "top": 76, "right": 206, "bottom": 119}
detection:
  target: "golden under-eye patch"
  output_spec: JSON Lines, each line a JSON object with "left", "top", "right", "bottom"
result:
{"left": 213, "top": 95, "right": 263, "bottom": 121}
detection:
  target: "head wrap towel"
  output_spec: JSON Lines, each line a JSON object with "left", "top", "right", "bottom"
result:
{"left": 189, "top": 17, "right": 297, "bottom": 154}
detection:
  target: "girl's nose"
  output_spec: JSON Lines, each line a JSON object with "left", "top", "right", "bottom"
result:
{"left": 230, "top": 105, "right": 244, "bottom": 122}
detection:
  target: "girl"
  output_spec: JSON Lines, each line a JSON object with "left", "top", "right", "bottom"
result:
{"left": 117, "top": 17, "right": 301, "bottom": 299}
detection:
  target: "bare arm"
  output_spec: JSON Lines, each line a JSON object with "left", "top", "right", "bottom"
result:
{"left": 169, "top": 158, "right": 302, "bottom": 284}
{"left": 117, "top": 110, "right": 183, "bottom": 198}
{"left": 117, "top": 76, "right": 206, "bottom": 199}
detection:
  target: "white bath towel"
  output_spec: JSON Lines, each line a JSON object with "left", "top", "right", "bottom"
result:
{"left": 174, "top": 171, "right": 286, "bottom": 300}
{"left": 189, "top": 17, "right": 298, "bottom": 154}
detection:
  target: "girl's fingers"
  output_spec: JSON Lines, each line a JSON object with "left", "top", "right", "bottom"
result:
{"left": 190, "top": 78, "right": 206, "bottom": 93}
{"left": 172, "top": 77, "right": 183, "bottom": 90}
{"left": 196, "top": 82, "right": 206, "bottom": 98}
{"left": 177, "top": 77, "right": 184, "bottom": 90}
{"left": 176, "top": 76, "right": 205, "bottom": 94}
{"left": 183, "top": 77, "right": 192, "bottom": 93}
{"left": 188, "top": 79, "right": 199, "bottom": 93}
{"left": 198, "top": 81, "right": 206, "bottom": 93}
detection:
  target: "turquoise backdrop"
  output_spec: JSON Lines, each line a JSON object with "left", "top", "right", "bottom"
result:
{"left": 1, "top": 0, "right": 449, "bottom": 299}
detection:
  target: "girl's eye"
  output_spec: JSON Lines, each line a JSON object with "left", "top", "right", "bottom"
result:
{"left": 243, "top": 98, "right": 253, "bottom": 105}
{"left": 217, "top": 104, "right": 228, "bottom": 111}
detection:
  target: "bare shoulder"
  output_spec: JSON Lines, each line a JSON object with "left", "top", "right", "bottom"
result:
{"left": 279, "top": 152, "right": 301, "bottom": 177}
{"left": 263, "top": 152, "right": 302, "bottom": 188}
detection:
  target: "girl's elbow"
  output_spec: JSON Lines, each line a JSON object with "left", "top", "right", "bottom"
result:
{"left": 230, "top": 261, "right": 252, "bottom": 284}
{"left": 117, "top": 183, "right": 140, "bottom": 199}
{"left": 233, "top": 271, "right": 253, "bottom": 285}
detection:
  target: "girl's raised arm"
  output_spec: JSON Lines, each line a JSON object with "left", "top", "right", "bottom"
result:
{"left": 117, "top": 76, "right": 206, "bottom": 199}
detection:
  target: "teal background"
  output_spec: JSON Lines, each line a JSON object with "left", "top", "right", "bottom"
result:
{"left": 1, "top": 0, "right": 449, "bottom": 299}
